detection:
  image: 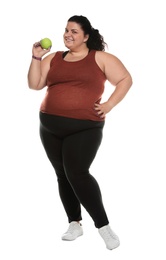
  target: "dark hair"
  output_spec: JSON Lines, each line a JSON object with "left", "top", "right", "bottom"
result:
{"left": 68, "top": 15, "right": 107, "bottom": 51}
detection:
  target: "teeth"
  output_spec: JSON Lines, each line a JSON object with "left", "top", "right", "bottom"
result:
{"left": 66, "top": 38, "right": 73, "bottom": 42}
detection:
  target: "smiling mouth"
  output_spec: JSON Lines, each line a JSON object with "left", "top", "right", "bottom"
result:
{"left": 65, "top": 38, "right": 73, "bottom": 42}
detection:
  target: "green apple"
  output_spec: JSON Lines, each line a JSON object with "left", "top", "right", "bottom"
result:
{"left": 40, "top": 38, "right": 52, "bottom": 49}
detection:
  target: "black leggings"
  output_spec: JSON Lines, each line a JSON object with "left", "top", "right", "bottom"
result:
{"left": 39, "top": 112, "right": 109, "bottom": 228}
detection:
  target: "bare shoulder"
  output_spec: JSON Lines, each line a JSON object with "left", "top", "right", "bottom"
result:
{"left": 96, "top": 50, "right": 115, "bottom": 58}
{"left": 96, "top": 51, "right": 122, "bottom": 64}
{"left": 43, "top": 52, "right": 56, "bottom": 62}
{"left": 41, "top": 52, "right": 57, "bottom": 71}
{"left": 95, "top": 51, "right": 123, "bottom": 72}
{"left": 95, "top": 51, "right": 128, "bottom": 74}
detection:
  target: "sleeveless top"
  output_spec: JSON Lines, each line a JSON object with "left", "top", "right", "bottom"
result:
{"left": 40, "top": 50, "right": 106, "bottom": 121}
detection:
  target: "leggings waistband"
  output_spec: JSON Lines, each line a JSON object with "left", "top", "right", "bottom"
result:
{"left": 39, "top": 112, "right": 105, "bottom": 138}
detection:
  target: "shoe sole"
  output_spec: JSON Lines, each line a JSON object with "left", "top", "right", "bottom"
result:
{"left": 62, "top": 233, "right": 83, "bottom": 241}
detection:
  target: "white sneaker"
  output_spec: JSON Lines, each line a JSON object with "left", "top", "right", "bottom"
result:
{"left": 98, "top": 225, "right": 120, "bottom": 250}
{"left": 62, "top": 221, "right": 83, "bottom": 241}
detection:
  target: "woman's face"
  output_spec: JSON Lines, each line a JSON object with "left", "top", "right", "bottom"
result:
{"left": 63, "top": 21, "right": 89, "bottom": 50}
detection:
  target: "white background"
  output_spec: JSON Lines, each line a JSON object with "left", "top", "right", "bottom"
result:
{"left": 0, "top": 0, "right": 166, "bottom": 259}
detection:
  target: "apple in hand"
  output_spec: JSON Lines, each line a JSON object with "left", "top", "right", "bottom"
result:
{"left": 40, "top": 38, "right": 52, "bottom": 49}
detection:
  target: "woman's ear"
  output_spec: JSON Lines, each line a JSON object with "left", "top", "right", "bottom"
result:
{"left": 83, "top": 34, "right": 89, "bottom": 42}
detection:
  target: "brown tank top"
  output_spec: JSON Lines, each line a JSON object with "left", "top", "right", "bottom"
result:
{"left": 40, "top": 50, "right": 106, "bottom": 121}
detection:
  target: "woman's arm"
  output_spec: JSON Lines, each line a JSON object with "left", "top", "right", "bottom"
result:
{"left": 27, "top": 42, "right": 55, "bottom": 90}
{"left": 95, "top": 51, "right": 133, "bottom": 117}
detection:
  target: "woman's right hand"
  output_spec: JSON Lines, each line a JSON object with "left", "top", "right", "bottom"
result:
{"left": 32, "top": 41, "right": 51, "bottom": 58}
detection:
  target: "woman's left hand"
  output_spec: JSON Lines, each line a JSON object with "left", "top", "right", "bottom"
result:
{"left": 94, "top": 102, "right": 113, "bottom": 118}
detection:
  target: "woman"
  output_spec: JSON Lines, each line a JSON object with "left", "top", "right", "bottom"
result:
{"left": 27, "top": 15, "right": 132, "bottom": 250}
